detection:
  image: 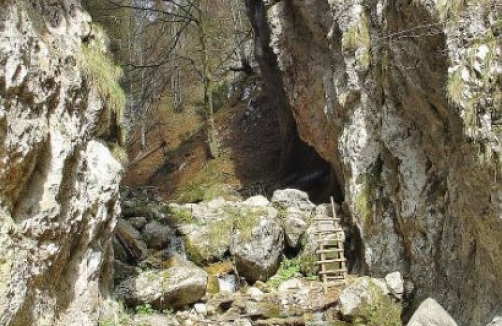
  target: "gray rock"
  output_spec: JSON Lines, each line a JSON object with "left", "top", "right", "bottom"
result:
{"left": 231, "top": 206, "right": 284, "bottom": 283}
{"left": 115, "top": 219, "right": 148, "bottom": 262}
{"left": 129, "top": 216, "right": 148, "bottom": 230}
{"left": 385, "top": 271, "right": 404, "bottom": 299}
{"left": 194, "top": 303, "right": 207, "bottom": 316}
{"left": 278, "top": 278, "right": 304, "bottom": 292}
{"left": 407, "top": 298, "right": 458, "bottom": 326}
{"left": 283, "top": 207, "right": 308, "bottom": 248}
{"left": 271, "top": 189, "right": 315, "bottom": 212}
{"left": 133, "top": 314, "right": 180, "bottom": 326}
{"left": 487, "top": 316, "right": 502, "bottom": 326}
{"left": 339, "top": 277, "right": 390, "bottom": 318}
{"left": 115, "top": 255, "right": 207, "bottom": 309}
{"left": 142, "top": 220, "right": 174, "bottom": 250}
{"left": 243, "top": 195, "right": 270, "bottom": 207}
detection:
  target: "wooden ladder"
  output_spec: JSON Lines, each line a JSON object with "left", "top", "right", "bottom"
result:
{"left": 313, "top": 197, "right": 347, "bottom": 294}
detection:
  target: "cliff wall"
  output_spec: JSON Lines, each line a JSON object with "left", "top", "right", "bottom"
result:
{"left": 0, "top": 1, "right": 122, "bottom": 325}
{"left": 246, "top": 0, "right": 502, "bottom": 325}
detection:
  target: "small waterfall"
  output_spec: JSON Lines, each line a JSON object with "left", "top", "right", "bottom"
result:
{"left": 170, "top": 235, "right": 186, "bottom": 259}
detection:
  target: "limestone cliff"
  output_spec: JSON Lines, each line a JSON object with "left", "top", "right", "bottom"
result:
{"left": 0, "top": 1, "right": 123, "bottom": 325}
{"left": 246, "top": 0, "right": 502, "bottom": 325}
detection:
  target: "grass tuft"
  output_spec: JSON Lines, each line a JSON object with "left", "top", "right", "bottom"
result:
{"left": 78, "top": 43, "right": 126, "bottom": 126}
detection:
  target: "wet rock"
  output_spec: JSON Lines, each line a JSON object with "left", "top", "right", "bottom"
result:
{"left": 339, "top": 276, "right": 389, "bottom": 318}
{"left": 115, "top": 219, "right": 148, "bottom": 262}
{"left": 385, "top": 271, "right": 404, "bottom": 299}
{"left": 129, "top": 216, "right": 148, "bottom": 230}
{"left": 407, "top": 298, "right": 458, "bottom": 326}
{"left": 231, "top": 207, "right": 284, "bottom": 283}
{"left": 113, "top": 260, "right": 138, "bottom": 285}
{"left": 115, "top": 255, "right": 208, "bottom": 309}
{"left": 142, "top": 220, "right": 174, "bottom": 250}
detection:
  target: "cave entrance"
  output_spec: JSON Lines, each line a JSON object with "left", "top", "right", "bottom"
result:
{"left": 278, "top": 137, "right": 343, "bottom": 205}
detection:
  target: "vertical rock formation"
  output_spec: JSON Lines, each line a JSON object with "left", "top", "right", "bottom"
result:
{"left": 0, "top": 1, "right": 123, "bottom": 325}
{"left": 246, "top": 0, "right": 502, "bottom": 325}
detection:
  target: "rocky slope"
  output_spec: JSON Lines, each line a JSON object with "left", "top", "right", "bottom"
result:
{"left": 0, "top": 1, "right": 123, "bottom": 325}
{"left": 245, "top": 0, "right": 502, "bottom": 325}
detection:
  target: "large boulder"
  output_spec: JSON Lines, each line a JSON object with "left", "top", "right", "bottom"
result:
{"left": 407, "top": 298, "right": 458, "bottom": 326}
{"left": 339, "top": 277, "right": 390, "bottom": 318}
{"left": 182, "top": 200, "right": 235, "bottom": 265}
{"left": 142, "top": 220, "right": 174, "bottom": 250}
{"left": 271, "top": 189, "right": 315, "bottom": 213}
{"left": 231, "top": 206, "right": 284, "bottom": 283}
{"left": 115, "top": 254, "right": 208, "bottom": 309}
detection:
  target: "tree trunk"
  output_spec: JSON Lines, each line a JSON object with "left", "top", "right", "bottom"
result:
{"left": 199, "top": 17, "right": 219, "bottom": 158}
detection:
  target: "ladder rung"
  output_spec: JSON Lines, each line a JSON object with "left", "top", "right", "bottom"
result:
{"left": 316, "top": 259, "right": 346, "bottom": 264}
{"left": 315, "top": 238, "right": 344, "bottom": 242}
{"left": 316, "top": 249, "right": 344, "bottom": 254}
{"left": 319, "top": 269, "right": 347, "bottom": 274}
{"left": 326, "top": 276, "right": 346, "bottom": 280}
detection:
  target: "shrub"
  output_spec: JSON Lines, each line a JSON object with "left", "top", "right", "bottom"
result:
{"left": 266, "top": 258, "right": 301, "bottom": 288}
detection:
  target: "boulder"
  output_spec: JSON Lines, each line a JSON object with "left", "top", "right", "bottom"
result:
{"left": 487, "top": 316, "right": 502, "bottom": 326}
{"left": 113, "top": 260, "right": 138, "bottom": 285}
{"left": 142, "top": 220, "right": 174, "bottom": 250}
{"left": 339, "top": 277, "right": 390, "bottom": 318}
{"left": 243, "top": 195, "right": 270, "bottom": 207}
{"left": 407, "top": 298, "right": 458, "bottom": 326}
{"left": 115, "top": 255, "right": 208, "bottom": 309}
{"left": 115, "top": 219, "right": 148, "bottom": 263}
{"left": 184, "top": 204, "right": 235, "bottom": 265}
{"left": 231, "top": 206, "right": 284, "bottom": 283}
{"left": 282, "top": 207, "right": 309, "bottom": 248}
{"left": 385, "top": 271, "right": 404, "bottom": 299}
{"left": 271, "top": 189, "right": 315, "bottom": 212}
{"left": 129, "top": 216, "right": 148, "bottom": 230}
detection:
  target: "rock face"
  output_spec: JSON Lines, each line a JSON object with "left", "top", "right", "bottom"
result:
{"left": 246, "top": 0, "right": 502, "bottom": 324}
{"left": 0, "top": 1, "right": 123, "bottom": 325}
{"left": 407, "top": 298, "right": 458, "bottom": 326}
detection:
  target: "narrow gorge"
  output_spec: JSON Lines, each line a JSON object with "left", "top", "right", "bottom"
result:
{"left": 0, "top": 0, "right": 501, "bottom": 326}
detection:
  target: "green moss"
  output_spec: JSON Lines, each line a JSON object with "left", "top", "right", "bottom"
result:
{"left": 353, "top": 281, "right": 402, "bottom": 326}
{"left": 168, "top": 206, "right": 194, "bottom": 224}
{"left": 234, "top": 207, "right": 264, "bottom": 241}
{"left": 342, "top": 12, "right": 371, "bottom": 65}
{"left": 184, "top": 237, "right": 206, "bottom": 266}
